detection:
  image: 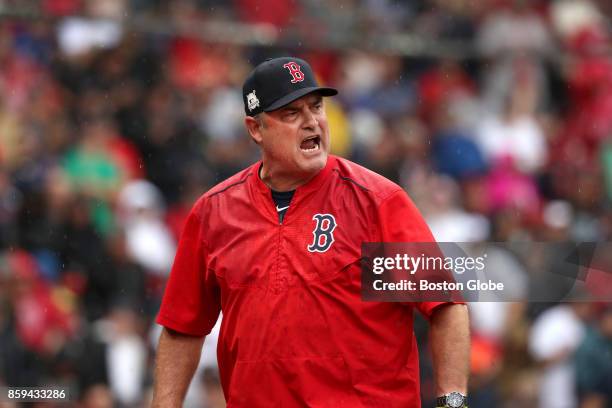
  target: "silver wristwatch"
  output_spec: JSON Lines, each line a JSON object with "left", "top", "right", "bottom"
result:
{"left": 436, "top": 391, "right": 468, "bottom": 408}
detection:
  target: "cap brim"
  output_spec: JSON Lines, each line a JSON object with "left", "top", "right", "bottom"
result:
{"left": 264, "top": 87, "right": 338, "bottom": 112}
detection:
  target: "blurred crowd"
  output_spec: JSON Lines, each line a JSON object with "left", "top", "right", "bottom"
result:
{"left": 0, "top": 0, "right": 611, "bottom": 407}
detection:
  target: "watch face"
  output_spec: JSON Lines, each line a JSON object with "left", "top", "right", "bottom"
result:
{"left": 447, "top": 392, "right": 465, "bottom": 408}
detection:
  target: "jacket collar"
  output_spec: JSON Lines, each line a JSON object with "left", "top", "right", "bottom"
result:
{"left": 249, "top": 155, "right": 337, "bottom": 217}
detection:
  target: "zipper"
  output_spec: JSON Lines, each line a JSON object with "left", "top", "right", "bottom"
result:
{"left": 273, "top": 214, "right": 284, "bottom": 292}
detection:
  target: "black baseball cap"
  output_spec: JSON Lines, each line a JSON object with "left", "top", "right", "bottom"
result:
{"left": 242, "top": 57, "right": 338, "bottom": 116}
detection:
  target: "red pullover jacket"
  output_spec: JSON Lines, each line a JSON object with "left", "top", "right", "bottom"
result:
{"left": 157, "top": 155, "right": 455, "bottom": 407}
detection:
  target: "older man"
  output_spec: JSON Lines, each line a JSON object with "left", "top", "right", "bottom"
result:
{"left": 153, "top": 57, "right": 470, "bottom": 408}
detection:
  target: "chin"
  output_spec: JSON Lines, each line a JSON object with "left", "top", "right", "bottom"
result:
{"left": 296, "top": 153, "right": 327, "bottom": 175}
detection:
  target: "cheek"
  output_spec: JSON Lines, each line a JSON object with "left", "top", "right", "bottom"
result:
{"left": 278, "top": 139, "right": 296, "bottom": 156}
{"left": 264, "top": 131, "right": 296, "bottom": 156}
{"left": 319, "top": 121, "right": 331, "bottom": 142}
{"left": 318, "top": 116, "right": 330, "bottom": 132}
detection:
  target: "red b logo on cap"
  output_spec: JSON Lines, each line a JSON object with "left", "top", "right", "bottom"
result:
{"left": 283, "top": 62, "right": 305, "bottom": 83}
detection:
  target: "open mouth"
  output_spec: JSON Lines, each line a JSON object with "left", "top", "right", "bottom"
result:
{"left": 300, "top": 135, "right": 320, "bottom": 152}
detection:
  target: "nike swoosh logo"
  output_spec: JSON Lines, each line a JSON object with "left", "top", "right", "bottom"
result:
{"left": 276, "top": 205, "right": 290, "bottom": 212}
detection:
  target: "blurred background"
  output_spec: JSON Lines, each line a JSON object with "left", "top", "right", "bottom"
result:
{"left": 0, "top": 0, "right": 611, "bottom": 407}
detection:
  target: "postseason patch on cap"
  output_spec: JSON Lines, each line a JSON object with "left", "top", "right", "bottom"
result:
{"left": 246, "top": 90, "right": 260, "bottom": 112}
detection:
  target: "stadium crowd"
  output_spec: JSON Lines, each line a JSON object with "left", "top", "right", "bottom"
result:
{"left": 0, "top": 0, "right": 611, "bottom": 407}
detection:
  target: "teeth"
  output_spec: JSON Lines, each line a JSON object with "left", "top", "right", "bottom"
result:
{"left": 300, "top": 136, "right": 320, "bottom": 152}
{"left": 301, "top": 144, "right": 319, "bottom": 152}
{"left": 300, "top": 143, "right": 319, "bottom": 152}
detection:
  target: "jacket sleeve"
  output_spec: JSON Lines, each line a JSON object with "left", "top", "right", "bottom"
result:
{"left": 156, "top": 198, "right": 221, "bottom": 336}
{"left": 378, "top": 189, "right": 463, "bottom": 318}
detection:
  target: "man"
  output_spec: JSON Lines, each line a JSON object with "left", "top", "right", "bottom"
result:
{"left": 575, "top": 305, "right": 612, "bottom": 408}
{"left": 153, "top": 57, "right": 470, "bottom": 407}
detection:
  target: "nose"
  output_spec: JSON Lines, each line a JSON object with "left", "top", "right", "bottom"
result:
{"left": 302, "top": 109, "right": 317, "bottom": 130}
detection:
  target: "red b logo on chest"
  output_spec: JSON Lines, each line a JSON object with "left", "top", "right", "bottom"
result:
{"left": 308, "top": 214, "right": 337, "bottom": 253}
{"left": 283, "top": 62, "right": 305, "bottom": 83}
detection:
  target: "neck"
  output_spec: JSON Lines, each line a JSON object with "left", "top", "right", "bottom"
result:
{"left": 259, "top": 163, "right": 316, "bottom": 192}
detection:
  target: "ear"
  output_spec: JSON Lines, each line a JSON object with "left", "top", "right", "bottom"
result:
{"left": 244, "top": 116, "right": 263, "bottom": 145}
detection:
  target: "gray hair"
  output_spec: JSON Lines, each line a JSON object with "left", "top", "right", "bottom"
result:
{"left": 253, "top": 113, "right": 265, "bottom": 128}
